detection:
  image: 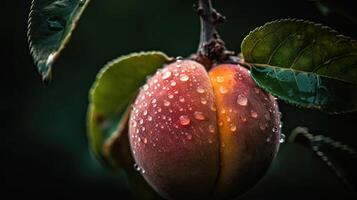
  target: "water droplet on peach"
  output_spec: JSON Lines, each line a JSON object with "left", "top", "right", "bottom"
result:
{"left": 250, "top": 110, "right": 258, "bottom": 118}
{"left": 219, "top": 86, "right": 228, "bottom": 94}
{"left": 194, "top": 111, "right": 205, "bottom": 121}
{"left": 179, "top": 115, "right": 191, "bottom": 126}
{"left": 180, "top": 74, "right": 189, "bottom": 82}
{"left": 179, "top": 96, "right": 185, "bottom": 102}
{"left": 237, "top": 94, "right": 248, "bottom": 106}
{"left": 162, "top": 70, "right": 172, "bottom": 79}
{"left": 196, "top": 86, "right": 205, "bottom": 93}
{"left": 259, "top": 123, "right": 266, "bottom": 130}
{"left": 279, "top": 134, "right": 285, "bottom": 143}
{"left": 230, "top": 124, "right": 237, "bottom": 132}
{"left": 186, "top": 134, "right": 193, "bottom": 140}
{"left": 201, "top": 98, "right": 207, "bottom": 105}
{"left": 209, "top": 125, "right": 215, "bottom": 133}
{"left": 164, "top": 100, "right": 170, "bottom": 106}
{"left": 216, "top": 76, "right": 224, "bottom": 83}
{"left": 170, "top": 80, "right": 176, "bottom": 86}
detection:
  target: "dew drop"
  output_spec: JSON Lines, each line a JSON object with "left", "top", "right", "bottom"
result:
{"left": 194, "top": 111, "right": 205, "bottom": 121}
{"left": 237, "top": 94, "right": 248, "bottom": 106}
{"left": 226, "top": 116, "right": 231, "bottom": 122}
{"left": 221, "top": 109, "right": 226, "bottom": 114}
{"left": 176, "top": 56, "right": 183, "bottom": 62}
{"left": 209, "top": 125, "right": 215, "bottom": 133}
{"left": 230, "top": 124, "right": 237, "bottom": 132}
{"left": 143, "top": 84, "right": 149, "bottom": 91}
{"left": 133, "top": 163, "right": 140, "bottom": 171}
{"left": 259, "top": 123, "right": 266, "bottom": 130}
{"left": 186, "top": 134, "right": 193, "bottom": 140}
{"left": 139, "top": 119, "right": 144, "bottom": 124}
{"left": 179, "top": 96, "right": 185, "bottom": 102}
{"left": 179, "top": 115, "right": 191, "bottom": 126}
{"left": 216, "top": 76, "right": 224, "bottom": 83}
{"left": 201, "top": 98, "right": 207, "bottom": 105}
{"left": 250, "top": 110, "right": 258, "bottom": 118}
{"left": 151, "top": 99, "right": 157, "bottom": 104}
{"left": 170, "top": 80, "right": 176, "bottom": 86}
{"left": 266, "top": 135, "right": 272, "bottom": 143}
{"left": 210, "top": 105, "right": 217, "bottom": 111}
{"left": 180, "top": 74, "right": 189, "bottom": 82}
{"left": 143, "top": 138, "right": 148, "bottom": 144}
{"left": 132, "top": 121, "right": 137, "bottom": 127}
{"left": 162, "top": 70, "right": 172, "bottom": 79}
{"left": 279, "top": 134, "right": 286, "bottom": 143}
{"left": 219, "top": 86, "right": 228, "bottom": 94}
{"left": 168, "top": 94, "right": 174, "bottom": 99}
{"left": 272, "top": 127, "right": 278, "bottom": 133}
{"left": 164, "top": 100, "right": 170, "bottom": 106}
{"left": 148, "top": 116, "right": 153, "bottom": 121}
{"left": 264, "top": 113, "right": 271, "bottom": 120}
{"left": 196, "top": 86, "right": 205, "bottom": 93}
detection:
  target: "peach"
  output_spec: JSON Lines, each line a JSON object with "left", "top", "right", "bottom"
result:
{"left": 129, "top": 60, "right": 281, "bottom": 199}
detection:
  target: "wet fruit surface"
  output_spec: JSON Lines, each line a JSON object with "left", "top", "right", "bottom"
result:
{"left": 129, "top": 60, "right": 281, "bottom": 199}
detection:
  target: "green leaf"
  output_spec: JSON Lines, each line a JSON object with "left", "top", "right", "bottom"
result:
{"left": 87, "top": 52, "right": 170, "bottom": 199}
{"left": 87, "top": 51, "right": 172, "bottom": 167}
{"left": 241, "top": 19, "right": 357, "bottom": 113}
{"left": 27, "top": 0, "right": 91, "bottom": 83}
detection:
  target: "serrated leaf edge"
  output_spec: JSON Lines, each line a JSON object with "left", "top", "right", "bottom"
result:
{"left": 89, "top": 51, "right": 172, "bottom": 104}
{"left": 27, "top": 0, "right": 91, "bottom": 81}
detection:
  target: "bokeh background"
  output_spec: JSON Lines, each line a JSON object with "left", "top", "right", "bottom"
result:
{"left": 4, "top": 0, "right": 357, "bottom": 199}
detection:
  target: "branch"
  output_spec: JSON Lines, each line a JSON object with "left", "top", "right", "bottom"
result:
{"left": 192, "top": 0, "right": 235, "bottom": 68}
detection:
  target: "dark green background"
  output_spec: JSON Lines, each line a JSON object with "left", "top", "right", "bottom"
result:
{"left": 3, "top": 0, "right": 357, "bottom": 199}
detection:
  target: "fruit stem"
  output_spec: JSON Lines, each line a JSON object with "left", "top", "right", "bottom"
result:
{"left": 193, "top": 0, "right": 235, "bottom": 68}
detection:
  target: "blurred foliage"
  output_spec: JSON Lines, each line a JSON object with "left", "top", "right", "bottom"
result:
{"left": 3, "top": 0, "right": 357, "bottom": 199}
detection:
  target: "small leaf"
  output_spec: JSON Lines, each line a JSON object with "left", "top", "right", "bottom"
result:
{"left": 242, "top": 19, "right": 357, "bottom": 113}
{"left": 87, "top": 51, "right": 171, "bottom": 167}
{"left": 27, "top": 0, "right": 91, "bottom": 83}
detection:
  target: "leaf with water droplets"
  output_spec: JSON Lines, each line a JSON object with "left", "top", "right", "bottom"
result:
{"left": 28, "top": 0, "right": 90, "bottom": 83}
{"left": 242, "top": 19, "right": 357, "bottom": 113}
